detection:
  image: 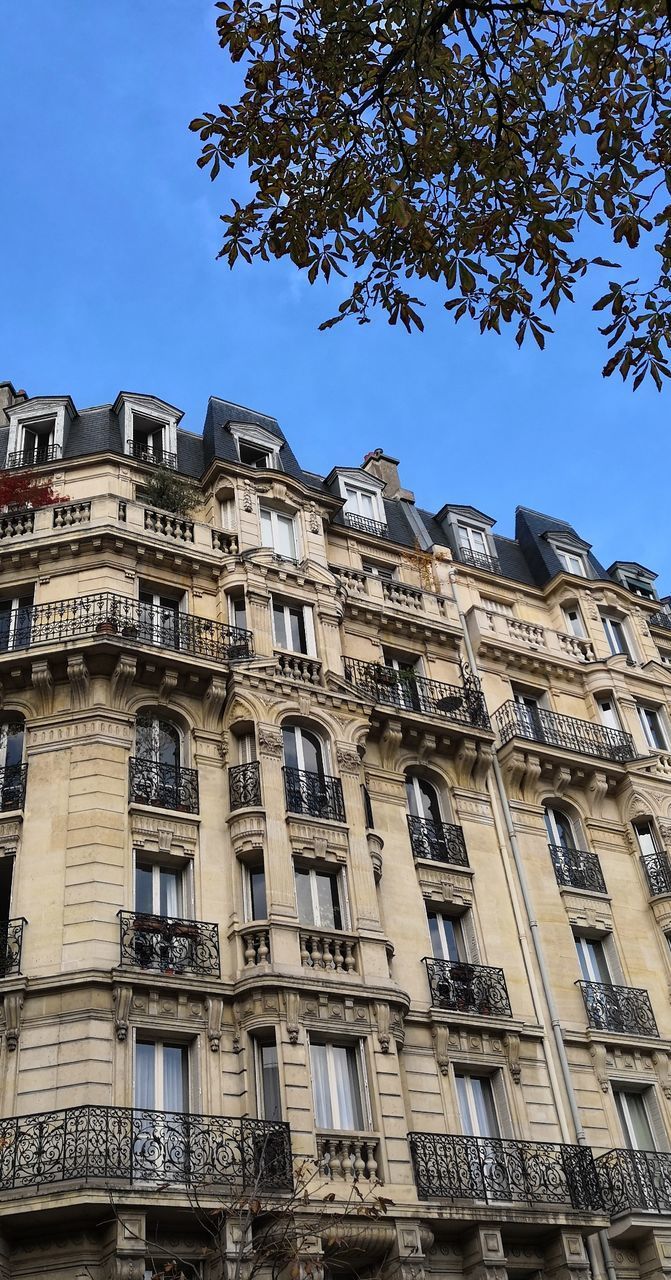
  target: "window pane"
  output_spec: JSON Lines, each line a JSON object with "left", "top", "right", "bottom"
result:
{"left": 288, "top": 608, "right": 307, "bottom": 653}
{"left": 276, "top": 514, "right": 296, "bottom": 559}
{"left": 260, "top": 510, "right": 273, "bottom": 547}
{"left": 471, "top": 1077, "right": 499, "bottom": 1138}
{"left": 295, "top": 871, "right": 315, "bottom": 925}
{"left": 282, "top": 727, "right": 299, "bottom": 770}
{"left": 315, "top": 873, "right": 339, "bottom": 929}
{"left": 260, "top": 1042, "right": 281, "bottom": 1121}
{"left": 136, "top": 864, "right": 154, "bottom": 915}
{"left": 634, "top": 822, "right": 658, "bottom": 859}
{"left": 163, "top": 1045, "right": 188, "bottom": 1113}
{"left": 615, "top": 1091, "right": 655, "bottom": 1151}
{"left": 159, "top": 869, "right": 180, "bottom": 917}
{"left": 250, "top": 869, "right": 267, "bottom": 919}
{"left": 273, "top": 604, "right": 287, "bottom": 649}
{"left": 332, "top": 1045, "right": 364, "bottom": 1129}
{"left": 310, "top": 1043, "right": 333, "bottom": 1128}
{"left": 135, "top": 1042, "right": 155, "bottom": 1109}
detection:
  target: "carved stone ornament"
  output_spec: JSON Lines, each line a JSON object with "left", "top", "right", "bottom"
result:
{"left": 111, "top": 653, "right": 137, "bottom": 709}
{"left": 505, "top": 1032, "right": 521, "bottom": 1084}
{"left": 31, "top": 660, "right": 54, "bottom": 717}
{"left": 590, "top": 1041, "right": 610, "bottom": 1093}
{"left": 203, "top": 676, "right": 228, "bottom": 732}
{"left": 432, "top": 1023, "right": 451, "bottom": 1075}
{"left": 158, "top": 669, "right": 178, "bottom": 704}
{"left": 258, "top": 725, "right": 283, "bottom": 757}
{"left": 207, "top": 996, "right": 224, "bottom": 1052}
{"left": 113, "top": 983, "right": 133, "bottom": 1042}
{"left": 308, "top": 502, "right": 321, "bottom": 534}
{"left": 242, "top": 481, "right": 255, "bottom": 513}
{"left": 285, "top": 990, "right": 300, "bottom": 1044}
{"left": 654, "top": 1049, "right": 671, "bottom": 1099}
{"left": 3, "top": 990, "right": 24, "bottom": 1051}
{"left": 375, "top": 1001, "right": 391, "bottom": 1053}
{"left": 336, "top": 743, "right": 362, "bottom": 775}
{"left": 67, "top": 654, "right": 90, "bottom": 711}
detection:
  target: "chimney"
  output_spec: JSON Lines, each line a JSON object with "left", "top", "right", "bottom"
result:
{"left": 361, "top": 448, "right": 415, "bottom": 502}
{"left": 0, "top": 382, "right": 28, "bottom": 428}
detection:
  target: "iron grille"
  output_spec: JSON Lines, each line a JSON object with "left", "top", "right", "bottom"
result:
{"left": 0, "top": 592, "right": 253, "bottom": 663}
{"left": 597, "top": 1147, "right": 671, "bottom": 1216}
{"left": 641, "top": 851, "right": 671, "bottom": 896}
{"left": 118, "top": 911, "right": 220, "bottom": 977}
{"left": 548, "top": 844, "right": 607, "bottom": 894}
{"left": 6, "top": 444, "right": 62, "bottom": 469}
{"left": 229, "top": 761, "right": 262, "bottom": 810}
{"left": 454, "top": 546, "right": 503, "bottom": 575}
{"left": 0, "top": 1105, "right": 292, "bottom": 1191}
{"left": 409, "top": 1132, "right": 602, "bottom": 1209}
{"left": 129, "top": 758, "right": 199, "bottom": 814}
{"left": 283, "top": 767, "right": 346, "bottom": 822}
{"left": 126, "top": 440, "right": 178, "bottom": 470}
{"left": 577, "top": 980, "right": 659, "bottom": 1037}
{"left": 0, "top": 763, "right": 27, "bottom": 812}
{"left": 649, "top": 610, "right": 671, "bottom": 632}
{"left": 343, "top": 658, "right": 490, "bottom": 730}
{"left": 424, "top": 956, "right": 512, "bottom": 1018}
{"left": 343, "top": 512, "right": 389, "bottom": 538}
{"left": 0, "top": 918, "right": 26, "bottom": 978}
{"left": 493, "top": 701, "right": 636, "bottom": 763}
{"left": 407, "top": 816, "right": 469, "bottom": 867}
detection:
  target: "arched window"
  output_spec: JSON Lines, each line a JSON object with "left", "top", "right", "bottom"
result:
{"left": 131, "top": 712, "right": 197, "bottom": 812}
{"left": 282, "top": 725, "right": 325, "bottom": 777}
{"left": 136, "top": 712, "right": 181, "bottom": 770}
{"left": 0, "top": 718, "right": 25, "bottom": 811}
{"left": 282, "top": 725, "right": 345, "bottom": 821}
{"left": 406, "top": 773, "right": 443, "bottom": 826}
{"left": 405, "top": 771, "right": 466, "bottom": 864}
{"left": 544, "top": 805, "right": 576, "bottom": 850}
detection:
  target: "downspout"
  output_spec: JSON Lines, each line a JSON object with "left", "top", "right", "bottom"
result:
{"left": 401, "top": 503, "right": 616, "bottom": 1280}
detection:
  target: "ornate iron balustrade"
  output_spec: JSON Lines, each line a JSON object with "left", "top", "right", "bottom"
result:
{"left": 0, "top": 1105, "right": 292, "bottom": 1192}
{"left": 229, "top": 761, "right": 262, "bottom": 810}
{"left": 493, "top": 701, "right": 636, "bottom": 763}
{"left": 409, "top": 1132, "right": 602, "bottom": 1209}
{"left": 597, "top": 1147, "right": 671, "bottom": 1216}
{"left": 6, "top": 443, "right": 62, "bottom": 469}
{"left": 0, "top": 918, "right": 26, "bottom": 978}
{"left": 577, "top": 980, "right": 659, "bottom": 1037}
{"left": 407, "top": 816, "right": 469, "bottom": 867}
{"left": 455, "top": 546, "right": 503, "bottom": 575}
{"left": 0, "top": 591, "right": 253, "bottom": 663}
{"left": 0, "top": 763, "right": 27, "bottom": 811}
{"left": 424, "top": 957, "right": 512, "bottom": 1018}
{"left": 650, "top": 610, "right": 671, "bottom": 632}
{"left": 126, "top": 440, "right": 178, "bottom": 470}
{"left": 548, "top": 843, "right": 607, "bottom": 894}
{"left": 129, "top": 758, "right": 199, "bottom": 814}
{"left": 283, "top": 767, "right": 346, "bottom": 822}
{"left": 641, "top": 851, "right": 671, "bottom": 896}
{"left": 343, "top": 658, "right": 490, "bottom": 730}
{"left": 343, "top": 512, "right": 389, "bottom": 538}
{"left": 118, "top": 911, "right": 220, "bottom": 977}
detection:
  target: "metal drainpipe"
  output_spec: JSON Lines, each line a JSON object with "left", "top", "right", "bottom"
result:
{"left": 399, "top": 500, "right": 616, "bottom": 1280}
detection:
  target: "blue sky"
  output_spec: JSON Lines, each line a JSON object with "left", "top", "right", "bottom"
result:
{"left": 0, "top": 2, "right": 667, "bottom": 583}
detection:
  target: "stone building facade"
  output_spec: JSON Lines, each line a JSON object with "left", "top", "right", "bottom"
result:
{"left": 0, "top": 379, "right": 670, "bottom": 1280}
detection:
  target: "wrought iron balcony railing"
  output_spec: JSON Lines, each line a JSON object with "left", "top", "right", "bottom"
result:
{"left": 118, "top": 911, "right": 220, "bottom": 977}
{"left": 454, "top": 546, "right": 503, "bottom": 575}
{"left": 650, "top": 609, "right": 671, "bottom": 632}
{"left": 0, "top": 918, "right": 26, "bottom": 978}
{"left": 343, "top": 512, "right": 389, "bottom": 538}
{"left": 424, "top": 956, "right": 512, "bottom": 1018}
{"left": 577, "top": 980, "right": 659, "bottom": 1038}
{"left": 129, "top": 758, "right": 199, "bottom": 814}
{"left": 548, "top": 843, "right": 607, "bottom": 894}
{"left": 407, "top": 816, "right": 469, "bottom": 867}
{"left": 229, "top": 761, "right": 262, "bottom": 810}
{"left": 6, "top": 443, "right": 62, "bottom": 469}
{"left": 0, "top": 592, "right": 253, "bottom": 663}
{"left": 0, "top": 1105, "right": 292, "bottom": 1192}
{"left": 0, "top": 763, "right": 27, "bottom": 811}
{"left": 343, "top": 658, "right": 490, "bottom": 730}
{"left": 283, "top": 766, "right": 346, "bottom": 822}
{"left": 126, "top": 440, "right": 178, "bottom": 470}
{"left": 409, "top": 1132, "right": 602, "bottom": 1209}
{"left": 597, "top": 1147, "right": 671, "bottom": 1217}
{"left": 493, "top": 701, "right": 636, "bottom": 763}
{"left": 641, "top": 851, "right": 671, "bottom": 897}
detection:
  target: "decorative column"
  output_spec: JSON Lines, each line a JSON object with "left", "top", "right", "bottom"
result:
{"left": 257, "top": 723, "right": 301, "bottom": 965}
{"left": 462, "top": 1228, "right": 508, "bottom": 1280}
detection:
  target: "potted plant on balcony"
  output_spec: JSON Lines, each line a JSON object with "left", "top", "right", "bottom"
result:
{"left": 96, "top": 601, "right": 120, "bottom": 635}
{"left": 375, "top": 664, "right": 398, "bottom": 688}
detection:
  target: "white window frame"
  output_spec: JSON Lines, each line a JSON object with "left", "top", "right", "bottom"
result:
{"left": 563, "top": 606, "right": 586, "bottom": 638}
{"left": 427, "top": 909, "right": 466, "bottom": 962}
{"left": 133, "top": 1036, "right": 191, "bottom": 1113}
{"left": 6, "top": 397, "right": 73, "bottom": 462}
{"left": 117, "top": 396, "right": 179, "bottom": 460}
{"left": 243, "top": 862, "right": 267, "bottom": 922}
{"left": 0, "top": 589, "right": 34, "bottom": 652}
{"left": 295, "top": 864, "right": 349, "bottom": 930}
{"left": 575, "top": 934, "right": 613, "bottom": 984}
{"left": 362, "top": 559, "right": 397, "bottom": 582}
{"left": 614, "top": 1088, "right": 657, "bottom": 1151}
{"left": 255, "top": 1036, "right": 282, "bottom": 1120}
{"left": 455, "top": 1072, "right": 501, "bottom": 1139}
{"left": 271, "top": 596, "right": 316, "bottom": 655}
{"left": 601, "top": 613, "right": 633, "bottom": 659}
{"left": 260, "top": 506, "right": 298, "bottom": 560}
{"left": 406, "top": 774, "right": 445, "bottom": 822}
{"left": 309, "top": 1038, "right": 371, "bottom": 1131}
{"left": 597, "top": 696, "right": 622, "bottom": 732}
{"left": 638, "top": 704, "right": 668, "bottom": 751}
{"left": 457, "top": 525, "right": 490, "bottom": 556}
{"left": 230, "top": 424, "right": 282, "bottom": 471}
{"left": 282, "top": 724, "right": 328, "bottom": 773}
{"left": 135, "top": 855, "right": 191, "bottom": 917}
{"left": 343, "top": 483, "right": 385, "bottom": 523}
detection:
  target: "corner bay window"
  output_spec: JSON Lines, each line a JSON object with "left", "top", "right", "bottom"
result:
{"left": 296, "top": 866, "right": 344, "bottom": 931}
{"left": 272, "top": 598, "right": 314, "bottom": 654}
{"left": 310, "top": 1040, "right": 367, "bottom": 1131}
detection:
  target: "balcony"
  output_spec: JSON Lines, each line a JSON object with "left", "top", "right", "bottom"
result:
{"left": 0, "top": 763, "right": 27, "bottom": 811}
{"left": 0, "top": 918, "right": 26, "bottom": 978}
{"left": 318, "top": 1133, "right": 380, "bottom": 1183}
{"left": 300, "top": 928, "right": 358, "bottom": 973}
{"left": 407, "top": 816, "right": 469, "bottom": 867}
{"left": 6, "top": 443, "right": 62, "bottom": 469}
{"left": 641, "top": 850, "right": 671, "bottom": 897}
{"left": 597, "top": 1147, "right": 671, "bottom": 1217}
{"left": 577, "top": 980, "right": 659, "bottom": 1038}
{"left": 548, "top": 844, "right": 607, "bottom": 894}
{"left": 424, "top": 956, "right": 512, "bottom": 1018}
{"left": 129, "top": 758, "right": 199, "bottom": 814}
{"left": 118, "top": 911, "right": 220, "bottom": 977}
{"left": 343, "top": 659, "right": 490, "bottom": 730}
{"left": 229, "top": 761, "right": 262, "bottom": 810}
{"left": 455, "top": 546, "right": 502, "bottom": 575}
{"left": 283, "top": 766, "right": 346, "bottom": 823}
{"left": 650, "top": 609, "right": 671, "bottom": 632}
{"left": 468, "top": 605, "right": 596, "bottom": 665}
{"left": 493, "top": 701, "right": 636, "bottom": 763}
{"left": 342, "top": 512, "right": 389, "bottom": 539}
{"left": 126, "top": 440, "right": 178, "bottom": 470}
{"left": 0, "top": 592, "right": 253, "bottom": 664}
{"left": 409, "top": 1132, "right": 602, "bottom": 1209}
{"left": 0, "top": 1105, "right": 292, "bottom": 1192}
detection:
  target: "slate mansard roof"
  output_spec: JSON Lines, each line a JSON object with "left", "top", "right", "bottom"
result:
{"left": 0, "top": 384, "right": 661, "bottom": 598}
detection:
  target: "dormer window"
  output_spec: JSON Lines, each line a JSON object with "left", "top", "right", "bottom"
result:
{"left": 342, "top": 484, "right": 387, "bottom": 537}
{"left": 455, "top": 524, "right": 500, "bottom": 573}
{"left": 230, "top": 423, "right": 282, "bottom": 472}
{"left": 6, "top": 397, "right": 73, "bottom": 469}
{"left": 116, "top": 394, "right": 180, "bottom": 471}
{"left": 239, "top": 441, "right": 272, "bottom": 468}
{"left": 128, "top": 414, "right": 173, "bottom": 468}
{"left": 555, "top": 546, "right": 588, "bottom": 576}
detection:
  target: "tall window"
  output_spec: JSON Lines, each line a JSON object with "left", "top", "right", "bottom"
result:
{"left": 228, "top": 592, "right": 247, "bottom": 632}
{"left": 139, "top": 586, "right": 184, "bottom": 650}
{"left": 513, "top": 688, "right": 545, "bottom": 738}
{"left": 544, "top": 806, "right": 576, "bottom": 850}
{"left": 135, "top": 1040, "right": 189, "bottom": 1114}
{"left": 614, "top": 1089, "right": 656, "bottom": 1151}
{"left": 575, "top": 935, "right": 612, "bottom": 984}
{"left": 238, "top": 440, "right": 273, "bottom": 469}
{"left": 131, "top": 413, "right": 166, "bottom": 463}
{"left": 457, "top": 525, "right": 489, "bottom": 557}
{"left": 455, "top": 1073, "right": 500, "bottom": 1138}
{"left": 296, "top": 866, "right": 344, "bottom": 930}
{"left": 556, "top": 549, "right": 587, "bottom": 577}
{"left": 135, "top": 860, "right": 185, "bottom": 917}
{"left": 21, "top": 417, "right": 55, "bottom": 463}
{"left": 282, "top": 725, "right": 324, "bottom": 776}
{"left": 260, "top": 507, "right": 297, "bottom": 559}
{"left": 256, "top": 1038, "right": 282, "bottom": 1120}
{"left": 0, "top": 720, "right": 24, "bottom": 810}
{"left": 563, "top": 607, "right": 586, "bottom": 638}
{"left": 0, "top": 590, "right": 33, "bottom": 653}
{"left": 601, "top": 614, "right": 632, "bottom": 659}
{"left": 633, "top": 819, "right": 661, "bottom": 860}
{"left": 309, "top": 1040, "right": 367, "bottom": 1130}
{"left": 272, "top": 598, "right": 314, "bottom": 655}
{"left": 344, "top": 485, "right": 379, "bottom": 522}
{"left": 638, "top": 705, "right": 668, "bottom": 751}
{"left": 406, "top": 774, "right": 443, "bottom": 826}
{"left": 428, "top": 910, "right": 466, "bottom": 962}
{"left": 597, "top": 697, "right": 622, "bottom": 732}
{"left": 137, "top": 714, "right": 181, "bottom": 770}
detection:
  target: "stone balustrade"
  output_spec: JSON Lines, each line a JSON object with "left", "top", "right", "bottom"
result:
{"left": 317, "top": 1133, "right": 380, "bottom": 1182}
{"left": 300, "top": 928, "right": 357, "bottom": 973}
{"left": 275, "top": 651, "right": 322, "bottom": 684}
{"left": 240, "top": 925, "right": 271, "bottom": 966}
{"left": 468, "top": 605, "right": 596, "bottom": 663}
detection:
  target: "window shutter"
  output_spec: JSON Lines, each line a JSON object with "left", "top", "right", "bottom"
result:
{"left": 644, "top": 1087, "right": 669, "bottom": 1152}
{"left": 460, "top": 909, "right": 481, "bottom": 963}
{"left": 490, "top": 1069, "right": 514, "bottom": 1138}
{"left": 603, "top": 934, "right": 625, "bottom": 985}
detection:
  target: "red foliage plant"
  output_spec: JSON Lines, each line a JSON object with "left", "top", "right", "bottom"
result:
{"left": 0, "top": 471, "right": 65, "bottom": 511}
